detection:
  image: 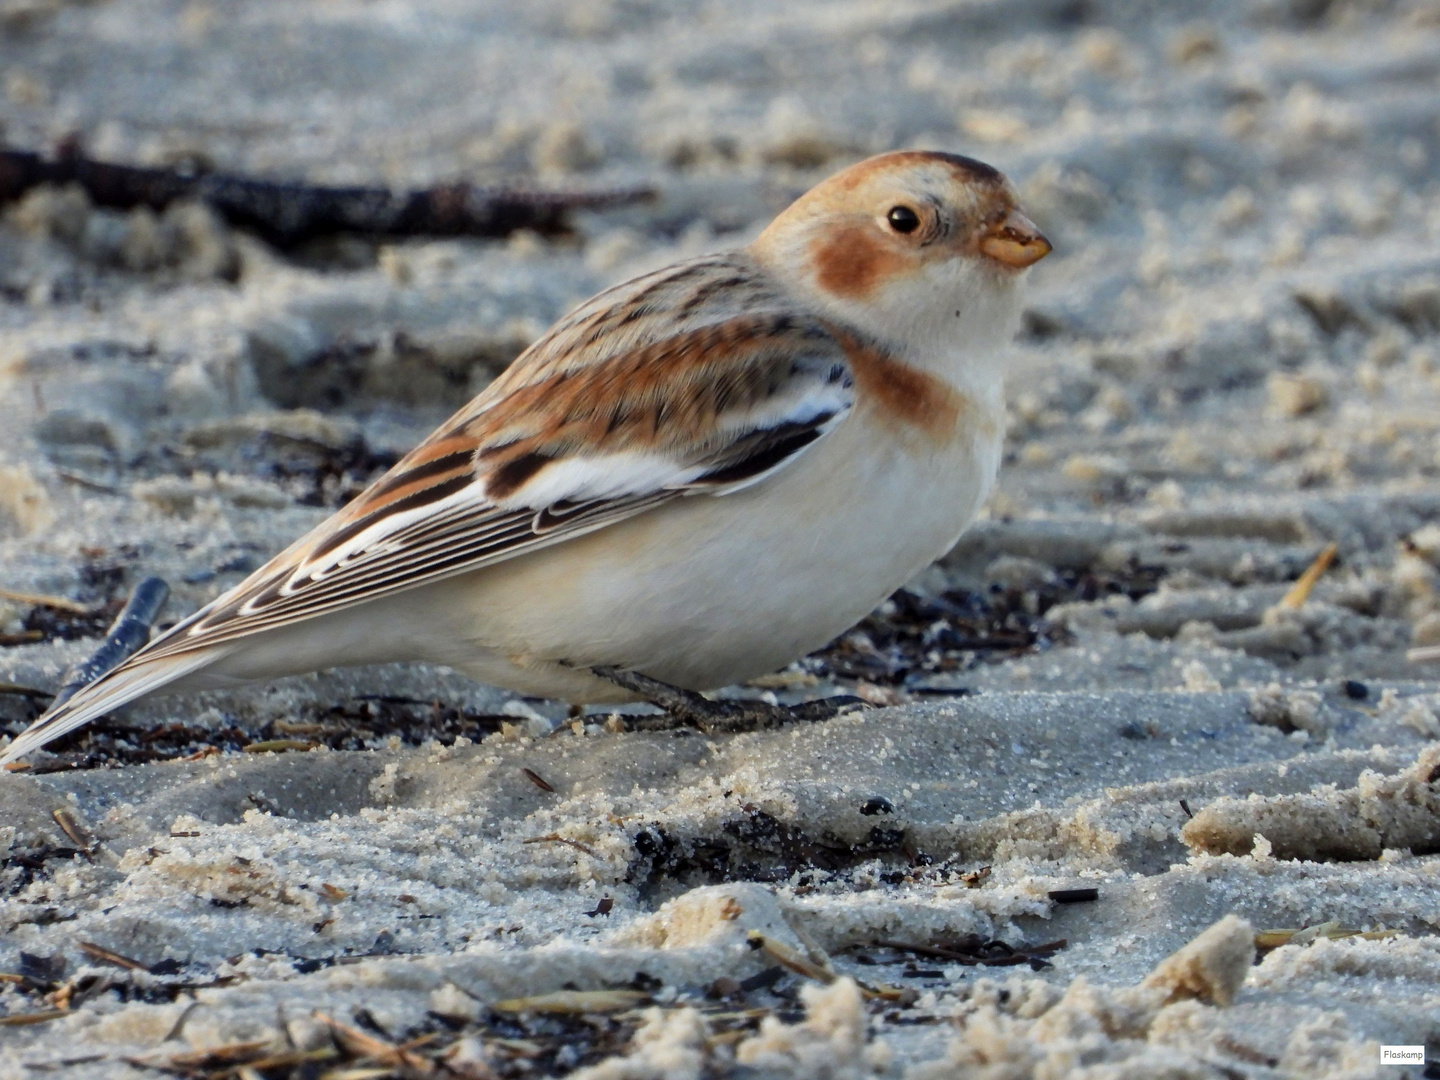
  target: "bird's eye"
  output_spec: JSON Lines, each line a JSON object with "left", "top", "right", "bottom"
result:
{"left": 886, "top": 206, "right": 920, "bottom": 234}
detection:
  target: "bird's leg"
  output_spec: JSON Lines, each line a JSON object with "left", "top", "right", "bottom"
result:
{"left": 589, "top": 666, "right": 865, "bottom": 734}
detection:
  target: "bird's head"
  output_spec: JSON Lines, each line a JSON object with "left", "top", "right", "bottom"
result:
{"left": 751, "top": 151, "right": 1050, "bottom": 360}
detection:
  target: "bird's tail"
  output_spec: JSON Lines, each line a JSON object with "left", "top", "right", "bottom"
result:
{"left": 0, "top": 649, "right": 218, "bottom": 765}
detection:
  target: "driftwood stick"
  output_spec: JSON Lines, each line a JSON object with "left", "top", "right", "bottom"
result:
{"left": 0, "top": 146, "right": 654, "bottom": 247}
{"left": 50, "top": 577, "right": 169, "bottom": 710}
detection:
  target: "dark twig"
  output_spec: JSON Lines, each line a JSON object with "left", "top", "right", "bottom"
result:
{"left": 77, "top": 941, "right": 149, "bottom": 972}
{"left": 877, "top": 937, "right": 1068, "bottom": 968}
{"left": 0, "top": 145, "right": 654, "bottom": 247}
{"left": 1047, "top": 888, "right": 1100, "bottom": 904}
{"left": 50, "top": 577, "right": 169, "bottom": 710}
{"left": 0, "top": 682, "right": 52, "bottom": 700}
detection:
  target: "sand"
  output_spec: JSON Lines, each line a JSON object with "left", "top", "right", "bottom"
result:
{"left": 1, "top": 0, "right": 1439, "bottom": 1076}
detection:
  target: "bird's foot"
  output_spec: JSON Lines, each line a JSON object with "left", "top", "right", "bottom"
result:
{"left": 590, "top": 666, "right": 865, "bottom": 734}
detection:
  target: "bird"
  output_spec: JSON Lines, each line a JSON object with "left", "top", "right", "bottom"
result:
{"left": 0, "top": 149, "right": 1050, "bottom": 765}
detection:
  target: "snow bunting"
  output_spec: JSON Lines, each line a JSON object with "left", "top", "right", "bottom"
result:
{"left": 1, "top": 150, "right": 1049, "bottom": 762}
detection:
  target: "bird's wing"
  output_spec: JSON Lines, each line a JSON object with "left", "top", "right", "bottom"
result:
{"left": 2, "top": 255, "right": 857, "bottom": 761}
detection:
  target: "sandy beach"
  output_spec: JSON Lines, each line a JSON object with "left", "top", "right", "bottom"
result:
{"left": 1, "top": 1, "right": 1439, "bottom": 1075}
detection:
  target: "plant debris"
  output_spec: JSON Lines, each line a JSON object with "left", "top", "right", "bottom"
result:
{"left": 959, "top": 865, "right": 992, "bottom": 888}
{"left": 804, "top": 571, "right": 1161, "bottom": 688}
{"left": 2, "top": 844, "right": 86, "bottom": 898}
{"left": 1253, "top": 922, "right": 1402, "bottom": 952}
{"left": 146, "top": 425, "right": 401, "bottom": 511}
{"left": 491, "top": 990, "right": 649, "bottom": 1014}
{"left": 0, "top": 587, "right": 91, "bottom": 615}
{"left": 0, "top": 1009, "right": 68, "bottom": 1027}
{"left": 77, "top": 941, "right": 150, "bottom": 972}
{"left": 873, "top": 935, "right": 1070, "bottom": 972}
{"left": 4, "top": 557, "right": 134, "bottom": 646}
{"left": 0, "top": 144, "right": 654, "bottom": 248}
{"left": 628, "top": 806, "right": 915, "bottom": 893}
{"left": 1, "top": 696, "right": 516, "bottom": 770}
{"left": 120, "top": 999, "right": 666, "bottom": 1078}
{"left": 1048, "top": 887, "right": 1101, "bottom": 904}
{"left": 1277, "top": 542, "right": 1338, "bottom": 609}
{"left": 49, "top": 808, "right": 97, "bottom": 857}
{"left": 748, "top": 931, "right": 836, "bottom": 985}
{"left": 17, "top": 952, "right": 67, "bottom": 985}
{"left": 16, "top": 601, "right": 119, "bottom": 644}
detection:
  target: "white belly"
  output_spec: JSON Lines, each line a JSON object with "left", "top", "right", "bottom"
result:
{"left": 429, "top": 401, "right": 1003, "bottom": 696}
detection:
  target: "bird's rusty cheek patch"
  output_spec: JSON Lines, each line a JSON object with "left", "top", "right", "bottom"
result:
{"left": 810, "top": 223, "right": 911, "bottom": 301}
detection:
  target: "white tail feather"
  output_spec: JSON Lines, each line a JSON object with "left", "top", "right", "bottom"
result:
{"left": 0, "top": 651, "right": 219, "bottom": 765}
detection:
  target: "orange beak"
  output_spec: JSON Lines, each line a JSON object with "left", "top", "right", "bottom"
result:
{"left": 978, "top": 209, "right": 1052, "bottom": 269}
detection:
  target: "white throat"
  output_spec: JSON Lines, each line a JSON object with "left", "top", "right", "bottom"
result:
{"left": 810, "top": 259, "right": 1026, "bottom": 403}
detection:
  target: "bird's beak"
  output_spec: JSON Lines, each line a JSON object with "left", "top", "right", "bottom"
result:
{"left": 978, "top": 209, "right": 1052, "bottom": 269}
